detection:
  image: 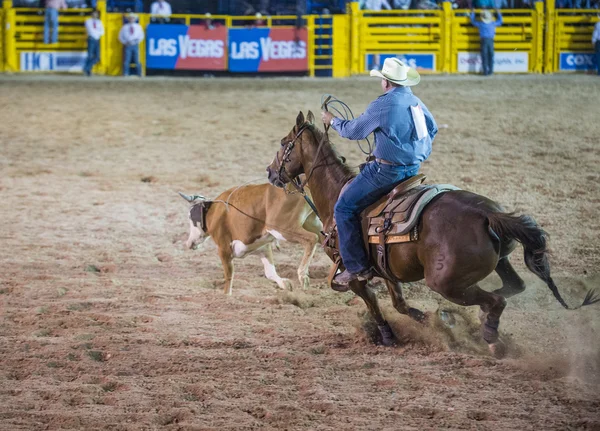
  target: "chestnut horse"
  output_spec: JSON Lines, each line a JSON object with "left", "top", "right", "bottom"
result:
{"left": 266, "top": 111, "right": 598, "bottom": 354}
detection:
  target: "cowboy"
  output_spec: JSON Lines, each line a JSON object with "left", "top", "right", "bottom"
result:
{"left": 470, "top": 9, "right": 503, "bottom": 76}
{"left": 320, "top": 58, "right": 438, "bottom": 286}
{"left": 83, "top": 9, "right": 104, "bottom": 76}
{"left": 118, "top": 13, "right": 145, "bottom": 77}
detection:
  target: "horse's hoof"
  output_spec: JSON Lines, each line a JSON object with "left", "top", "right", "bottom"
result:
{"left": 280, "top": 279, "right": 293, "bottom": 290}
{"left": 378, "top": 323, "right": 396, "bottom": 347}
{"left": 300, "top": 275, "right": 310, "bottom": 290}
{"left": 409, "top": 307, "right": 426, "bottom": 324}
{"left": 482, "top": 321, "right": 500, "bottom": 344}
{"left": 488, "top": 340, "right": 507, "bottom": 359}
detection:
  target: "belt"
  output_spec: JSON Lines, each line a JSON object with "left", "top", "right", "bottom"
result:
{"left": 375, "top": 158, "right": 403, "bottom": 166}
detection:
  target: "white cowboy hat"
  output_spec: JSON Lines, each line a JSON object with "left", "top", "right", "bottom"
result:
{"left": 205, "top": 12, "right": 212, "bottom": 17}
{"left": 255, "top": 12, "right": 263, "bottom": 18}
{"left": 126, "top": 12, "right": 138, "bottom": 19}
{"left": 481, "top": 10, "right": 493, "bottom": 24}
{"left": 369, "top": 57, "right": 420, "bottom": 87}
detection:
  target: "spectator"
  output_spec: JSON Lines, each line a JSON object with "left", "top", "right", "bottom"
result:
{"left": 254, "top": 12, "right": 266, "bottom": 26}
{"left": 593, "top": 13, "right": 600, "bottom": 76}
{"left": 118, "top": 13, "right": 144, "bottom": 77}
{"left": 44, "top": 0, "right": 67, "bottom": 44}
{"left": 203, "top": 12, "right": 216, "bottom": 29}
{"left": 359, "top": 0, "right": 392, "bottom": 10}
{"left": 470, "top": 9, "right": 502, "bottom": 76}
{"left": 83, "top": 9, "right": 104, "bottom": 76}
{"left": 150, "top": 0, "right": 172, "bottom": 22}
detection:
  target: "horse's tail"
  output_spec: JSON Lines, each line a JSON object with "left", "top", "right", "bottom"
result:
{"left": 487, "top": 212, "right": 599, "bottom": 310}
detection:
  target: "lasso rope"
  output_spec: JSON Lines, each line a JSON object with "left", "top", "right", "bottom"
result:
{"left": 321, "top": 94, "right": 373, "bottom": 156}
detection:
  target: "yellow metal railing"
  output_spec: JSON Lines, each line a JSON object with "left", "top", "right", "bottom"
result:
{"left": 0, "top": 7, "right": 4, "bottom": 71}
{"left": 451, "top": 3, "right": 544, "bottom": 73}
{"left": 0, "top": 2, "right": 597, "bottom": 76}
{"left": 553, "top": 8, "right": 598, "bottom": 72}
{"left": 351, "top": 2, "right": 447, "bottom": 74}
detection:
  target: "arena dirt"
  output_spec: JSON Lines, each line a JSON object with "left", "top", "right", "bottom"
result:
{"left": 0, "top": 74, "right": 599, "bottom": 430}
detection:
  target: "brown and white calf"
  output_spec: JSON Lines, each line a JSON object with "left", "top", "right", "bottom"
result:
{"left": 179, "top": 183, "right": 323, "bottom": 295}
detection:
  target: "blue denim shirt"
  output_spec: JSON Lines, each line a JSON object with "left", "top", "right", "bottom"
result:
{"left": 331, "top": 87, "right": 438, "bottom": 166}
{"left": 470, "top": 12, "right": 503, "bottom": 39}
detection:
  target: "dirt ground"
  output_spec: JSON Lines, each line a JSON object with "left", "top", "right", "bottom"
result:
{"left": 0, "top": 74, "right": 599, "bottom": 430}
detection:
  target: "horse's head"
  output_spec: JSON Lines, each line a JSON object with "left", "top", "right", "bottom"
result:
{"left": 266, "top": 110, "right": 316, "bottom": 188}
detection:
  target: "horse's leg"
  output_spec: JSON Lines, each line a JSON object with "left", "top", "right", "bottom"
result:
{"left": 439, "top": 283, "right": 506, "bottom": 346}
{"left": 351, "top": 280, "right": 395, "bottom": 346}
{"left": 385, "top": 280, "right": 426, "bottom": 323}
{"left": 259, "top": 244, "right": 291, "bottom": 290}
{"left": 292, "top": 225, "right": 319, "bottom": 289}
{"left": 217, "top": 248, "right": 235, "bottom": 295}
{"left": 492, "top": 257, "right": 526, "bottom": 299}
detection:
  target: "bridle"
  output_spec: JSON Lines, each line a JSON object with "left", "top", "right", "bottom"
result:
{"left": 274, "top": 121, "right": 331, "bottom": 221}
{"left": 275, "top": 123, "right": 310, "bottom": 188}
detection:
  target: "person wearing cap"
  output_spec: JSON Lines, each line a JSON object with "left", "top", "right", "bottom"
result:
{"left": 118, "top": 13, "right": 145, "bottom": 77}
{"left": 150, "top": 0, "right": 172, "bottom": 23}
{"left": 593, "top": 14, "right": 600, "bottom": 76}
{"left": 83, "top": 9, "right": 104, "bottom": 76}
{"left": 470, "top": 9, "right": 502, "bottom": 76}
{"left": 320, "top": 58, "right": 438, "bottom": 286}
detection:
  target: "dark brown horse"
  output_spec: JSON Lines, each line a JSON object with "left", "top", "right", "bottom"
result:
{"left": 266, "top": 111, "right": 598, "bottom": 355}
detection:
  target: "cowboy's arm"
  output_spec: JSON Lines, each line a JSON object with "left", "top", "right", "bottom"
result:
{"left": 330, "top": 102, "right": 380, "bottom": 141}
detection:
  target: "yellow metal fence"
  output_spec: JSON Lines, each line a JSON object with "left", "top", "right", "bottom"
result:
{"left": 451, "top": 3, "right": 544, "bottom": 73}
{"left": 351, "top": 2, "right": 448, "bottom": 73}
{"left": 553, "top": 9, "right": 599, "bottom": 72}
{"left": 0, "top": 1, "right": 597, "bottom": 76}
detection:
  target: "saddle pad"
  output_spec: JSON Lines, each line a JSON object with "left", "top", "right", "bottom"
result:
{"left": 367, "top": 184, "right": 460, "bottom": 237}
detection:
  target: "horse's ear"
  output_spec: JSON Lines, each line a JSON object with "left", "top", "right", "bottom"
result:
{"left": 306, "top": 110, "right": 315, "bottom": 125}
{"left": 296, "top": 111, "right": 305, "bottom": 128}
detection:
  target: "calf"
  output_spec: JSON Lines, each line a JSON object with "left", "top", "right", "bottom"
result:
{"left": 179, "top": 183, "right": 322, "bottom": 295}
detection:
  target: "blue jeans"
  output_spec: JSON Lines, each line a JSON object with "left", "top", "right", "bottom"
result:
{"left": 334, "top": 161, "right": 420, "bottom": 274}
{"left": 481, "top": 37, "right": 494, "bottom": 75}
{"left": 84, "top": 37, "right": 100, "bottom": 75}
{"left": 44, "top": 8, "right": 59, "bottom": 44}
{"left": 123, "top": 44, "right": 141, "bottom": 76}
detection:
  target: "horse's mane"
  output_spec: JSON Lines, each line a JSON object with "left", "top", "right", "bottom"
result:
{"left": 306, "top": 124, "right": 356, "bottom": 181}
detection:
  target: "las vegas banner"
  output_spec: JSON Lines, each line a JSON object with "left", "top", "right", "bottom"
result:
{"left": 228, "top": 28, "right": 308, "bottom": 72}
{"left": 146, "top": 24, "right": 227, "bottom": 70}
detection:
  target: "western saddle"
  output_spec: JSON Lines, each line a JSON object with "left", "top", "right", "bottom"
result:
{"left": 323, "top": 174, "right": 459, "bottom": 289}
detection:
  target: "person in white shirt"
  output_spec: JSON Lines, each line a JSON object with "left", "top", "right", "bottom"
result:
{"left": 150, "top": 0, "right": 172, "bottom": 22}
{"left": 593, "top": 16, "right": 600, "bottom": 76}
{"left": 83, "top": 10, "right": 104, "bottom": 76}
{"left": 118, "top": 13, "right": 145, "bottom": 77}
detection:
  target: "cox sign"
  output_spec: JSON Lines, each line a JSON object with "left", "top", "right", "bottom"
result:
{"left": 146, "top": 25, "right": 227, "bottom": 70}
{"left": 559, "top": 53, "right": 596, "bottom": 71}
